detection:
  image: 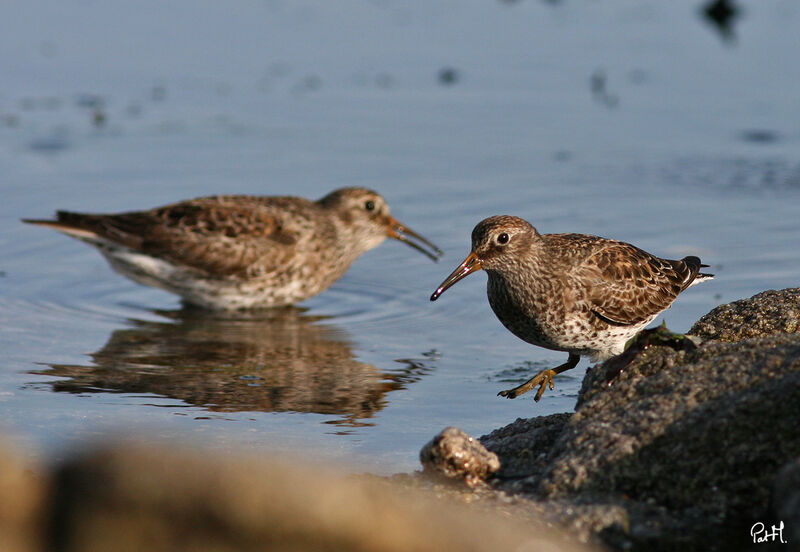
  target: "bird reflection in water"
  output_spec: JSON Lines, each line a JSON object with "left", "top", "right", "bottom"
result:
{"left": 33, "top": 307, "right": 435, "bottom": 427}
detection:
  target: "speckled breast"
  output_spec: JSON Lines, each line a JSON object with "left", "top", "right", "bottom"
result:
{"left": 486, "top": 274, "right": 568, "bottom": 352}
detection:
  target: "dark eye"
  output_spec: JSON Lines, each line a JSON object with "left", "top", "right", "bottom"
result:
{"left": 364, "top": 200, "right": 375, "bottom": 211}
{"left": 497, "top": 233, "right": 509, "bottom": 245}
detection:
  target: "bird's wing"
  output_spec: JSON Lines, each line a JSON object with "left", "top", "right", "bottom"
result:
{"left": 574, "top": 242, "right": 697, "bottom": 327}
{"left": 49, "top": 196, "right": 316, "bottom": 279}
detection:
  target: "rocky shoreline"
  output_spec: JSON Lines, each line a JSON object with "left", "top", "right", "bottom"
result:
{"left": 1, "top": 289, "right": 798, "bottom": 551}
{"left": 421, "top": 288, "right": 800, "bottom": 551}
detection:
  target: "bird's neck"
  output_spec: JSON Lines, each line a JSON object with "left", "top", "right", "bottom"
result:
{"left": 331, "top": 215, "right": 386, "bottom": 260}
{"left": 485, "top": 248, "right": 548, "bottom": 306}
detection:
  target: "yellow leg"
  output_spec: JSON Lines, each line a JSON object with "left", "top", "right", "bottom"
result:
{"left": 498, "top": 353, "right": 580, "bottom": 401}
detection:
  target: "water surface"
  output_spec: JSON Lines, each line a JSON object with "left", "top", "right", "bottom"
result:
{"left": 2, "top": 0, "right": 800, "bottom": 473}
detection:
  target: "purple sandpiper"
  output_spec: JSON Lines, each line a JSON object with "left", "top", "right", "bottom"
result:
{"left": 430, "top": 215, "right": 713, "bottom": 401}
{"left": 24, "top": 188, "right": 441, "bottom": 309}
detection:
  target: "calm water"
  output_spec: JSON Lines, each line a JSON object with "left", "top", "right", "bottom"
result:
{"left": 2, "top": 1, "right": 799, "bottom": 473}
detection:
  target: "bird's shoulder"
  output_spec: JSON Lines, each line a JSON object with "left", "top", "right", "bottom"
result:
{"left": 548, "top": 235, "right": 686, "bottom": 326}
{"left": 148, "top": 195, "right": 321, "bottom": 243}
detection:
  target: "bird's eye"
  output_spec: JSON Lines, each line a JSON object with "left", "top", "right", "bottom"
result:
{"left": 364, "top": 200, "right": 375, "bottom": 211}
{"left": 497, "top": 233, "right": 510, "bottom": 245}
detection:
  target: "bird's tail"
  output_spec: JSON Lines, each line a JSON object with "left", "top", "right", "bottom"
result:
{"left": 681, "top": 255, "right": 714, "bottom": 288}
{"left": 22, "top": 212, "right": 104, "bottom": 240}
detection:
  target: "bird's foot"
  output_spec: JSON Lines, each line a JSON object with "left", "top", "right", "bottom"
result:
{"left": 498, "top": 369, "right": 556, "bottom": 402}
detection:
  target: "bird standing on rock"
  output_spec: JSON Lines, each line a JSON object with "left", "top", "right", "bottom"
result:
{"left": 430, "top": 215, "right": 713, "bottom": 401}
{"left": 24, "top": 187, "right": 442, "bottom": 310}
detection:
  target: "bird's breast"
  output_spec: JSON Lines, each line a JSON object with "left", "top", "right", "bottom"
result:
{"left": 485, "top": 272, "right": 565, "bottom": 350}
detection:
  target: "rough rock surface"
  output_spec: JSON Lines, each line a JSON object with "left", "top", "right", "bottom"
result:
{"left": 690, "top": 287, "right": 800, "bottom": 342}
{"left": 479, "top": 414, "right": 570, "bottom": 479}
{"left": 420, "top": 427, "right": 500, "bottom": 487}
{"left": 422, "top": 288, "right": 800, "bottom": 551}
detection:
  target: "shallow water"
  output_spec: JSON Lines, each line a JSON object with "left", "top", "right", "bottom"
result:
{"left": 2, "top": 0, "right": 800, "bottom": 473}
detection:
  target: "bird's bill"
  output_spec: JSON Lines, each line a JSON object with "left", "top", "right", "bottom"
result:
{"left": 430, "top": 252, "right": 482, "bottom": 301}
{"left": 388, "top": 217, "right": 443, "bottom": 262}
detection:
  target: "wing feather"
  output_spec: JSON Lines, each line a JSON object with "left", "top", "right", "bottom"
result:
{"left": 51, "top": 196, "right": 317, "bottom": 279}
{"left": 574, "top": 243, "right": 701, "bottom": 327}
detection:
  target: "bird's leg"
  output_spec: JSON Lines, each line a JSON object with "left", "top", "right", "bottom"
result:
{"left": 498, "top": 353, "right": 580, "bottom": 401}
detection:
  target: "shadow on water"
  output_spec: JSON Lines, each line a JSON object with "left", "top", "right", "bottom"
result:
{"left": 30, "top": 306, "right": 435, "bottom": 427}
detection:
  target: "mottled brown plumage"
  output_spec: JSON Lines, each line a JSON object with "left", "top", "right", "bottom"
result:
{"left": 23, "top": 188, "right": 441, "bottom": 309}
{"left": 430, "top": 215, "right": 713, "bottom": 401}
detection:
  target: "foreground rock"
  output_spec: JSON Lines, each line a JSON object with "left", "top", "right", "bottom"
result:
{"left": 0, "top": 440, "right": 589, "bottom": 552}
{"left": 424, "top": 288, "right": 800, "bottom": 551}
{"left": 773, "top": 457, "right": 800, "bottom": 546}
{"left": 0, "top": 444, "right": 45, "bottom": 552}
{"left": 420, "top": 427, "right": 500, "bottom": 487}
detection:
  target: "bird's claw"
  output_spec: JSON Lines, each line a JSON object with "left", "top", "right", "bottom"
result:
{"left": 498, "top": 369, "right": 557, "bottom": 402}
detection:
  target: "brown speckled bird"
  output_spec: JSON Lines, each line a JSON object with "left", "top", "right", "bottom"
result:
{"left": 23, "top": 187, "right": 441, "bottom": 309}
{"left": 430, "top": 215, "right": 713, "bottom": 401}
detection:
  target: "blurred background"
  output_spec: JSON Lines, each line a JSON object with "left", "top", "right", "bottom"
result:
{"left": 1, "top": 0, "right": 799, "bottom": 474}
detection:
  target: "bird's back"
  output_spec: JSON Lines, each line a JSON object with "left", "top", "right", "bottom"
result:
{"left": 23, "top": 195, "right": 351, "bottom": 308}
{"left": 24, "top": 195, "right": 333, "bottom": 279}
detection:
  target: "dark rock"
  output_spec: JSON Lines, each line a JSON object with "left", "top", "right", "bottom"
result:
{"left": 772, "top": 458, "right": 800, "bottom": 546}
{"left": 420, "top": 427, "right": 500, "bottom": 487}
{"left": 577, "top": 324, "right": 700, "bottom": 408}
{"left": 544, "top": 334, "right": 800, "bottom": 507}
{"left": 481, "top": 414, "right": 570, "bottom": 480}
{"left": 689, "top": 288, "right": 800, "bottom": 342}
{"left": 447, "top": 288, "right": 800, "bottom": 550}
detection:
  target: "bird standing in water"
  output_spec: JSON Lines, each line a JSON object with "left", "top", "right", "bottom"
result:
{"left": 430, "top": 215, "right": 712, "bottom": 401}
{"left": 24, "top": 187, "right": 441, "bottom": 310}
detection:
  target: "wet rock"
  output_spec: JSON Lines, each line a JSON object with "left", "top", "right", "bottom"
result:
{"left": 421, "top": 423, "right": 629, "bottom": 546}
{"left": 420, "top": 427, "right": 500, "bottom": 487}
{"left": 545, "top": 334, "right": 800, "bottom": 504}
{"left": 480, "top": 414, "right": 570, "bottom": 480}
{"left": 577, "top": 324, "right": 700, "bottom": 408}
{"left": 689, "top": 288, "right": 800, "bottom": 342}
{"left": 450, "top": 288, "right": 800, "bottom": 550}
